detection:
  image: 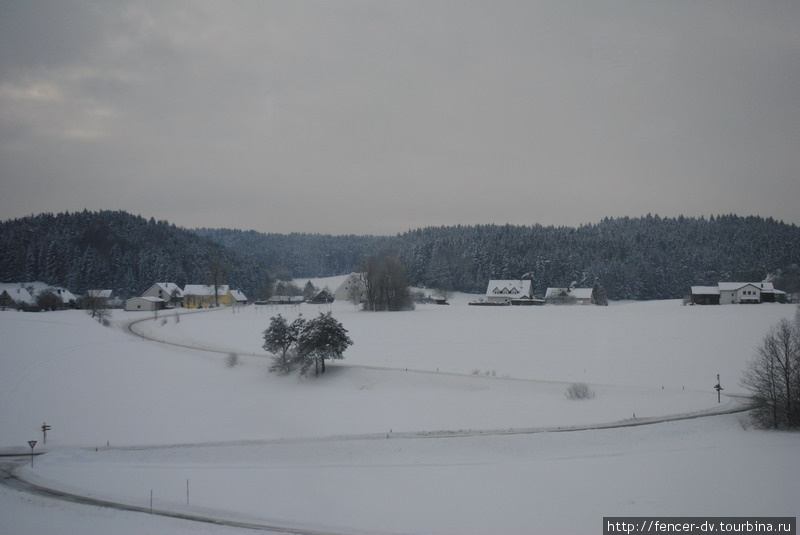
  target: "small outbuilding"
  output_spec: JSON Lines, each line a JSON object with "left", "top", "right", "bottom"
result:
{"left": 311, "top": 289, "right": 335, "bottom": 304}
{"left": 690, "top": 286, "right": 720, "bottom": 305}
{"left": 230, "top": 289, "right": 248, "bottom": 305}
{"left": 125, "top": 296, "right": 166, "bottom": 311}
{"left": 545, "top": 287, "right": 597, "bottom": 305}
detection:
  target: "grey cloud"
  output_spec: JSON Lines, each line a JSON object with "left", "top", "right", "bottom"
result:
{"left": 1, "top": 1, "right": 799, "bottom": 235}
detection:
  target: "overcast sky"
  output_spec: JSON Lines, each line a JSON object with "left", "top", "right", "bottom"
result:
{"left": 1, "top": 1, "right": 799, "bottom": 235}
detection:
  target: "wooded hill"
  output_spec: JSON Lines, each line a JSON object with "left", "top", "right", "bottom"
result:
{"left": 0, "top": 211, "right": 270, "bottom": 299}
{"left": 2, "top": 211, "right": 799, "bottom": 301}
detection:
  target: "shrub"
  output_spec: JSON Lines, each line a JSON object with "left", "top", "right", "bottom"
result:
{"left": 565, "top": 382, "right": 595, "bottom": 400}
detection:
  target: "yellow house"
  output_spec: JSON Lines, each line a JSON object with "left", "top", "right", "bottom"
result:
{"left": 182, "top": 285, "right": 233, "bottom": 308}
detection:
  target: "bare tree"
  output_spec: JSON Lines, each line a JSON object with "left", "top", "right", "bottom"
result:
{"left": 360, "top": 255, "right": 414, "bottom": 311}
{"left": 741, "top": 317, "right": 800, "bottom": 428}
{"left": 82, "top": 292, "right": 105, "bottom": 319}
{"left": 207, "top": 258, "right": 228, "bottom": 307}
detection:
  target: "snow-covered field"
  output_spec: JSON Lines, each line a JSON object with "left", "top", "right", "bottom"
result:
{"left": 1, "top": 287, "right": 798, "bottom": 534}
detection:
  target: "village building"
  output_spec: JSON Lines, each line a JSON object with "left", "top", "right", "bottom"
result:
{"left": 310, "top": 289, "right": 335, "bottom": 304}
{"left": 690, "top": 286, "right": 720, "bottom": 305}
{"left": 48, "top": 287, "right": 78, "bottom": 308}
{"left": 484, "top": 280, "right": 534, "bottom": 305}
{"left": 690, "top": 281, "right": 786, "bottom": 305}
{"left": 334, "top": 273, "right": 366, "bottom": 303}
{"left": 183, "top": 284, "right": 232, "bottom": 308}
{"left": 544, "top": 287, "right": 597, "bottom": 305}
{"left": 230, "top": 289, "right": 248, "bottom": 305}
{"left": 0, "top": 286, "right": 34, "bottom": 309}
{"left": 125, "top": 296, "right": 166, "bottom": 311}
{"left": 142, "top": 283, "right": 184, "bottom": 307}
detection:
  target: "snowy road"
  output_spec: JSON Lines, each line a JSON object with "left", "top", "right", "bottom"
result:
{"left": 0, "top": 459, "right": 354, "bottom": 535}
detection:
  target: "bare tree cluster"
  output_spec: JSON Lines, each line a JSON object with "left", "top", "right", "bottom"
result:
{"left": 359, "top": 255, "right": 414, "bottom": 311}
{"left": 741, "top": 307, "right": 800, "bottom": 429}
{"left": 263, "top": 312, "right": 352, "bottom": 377}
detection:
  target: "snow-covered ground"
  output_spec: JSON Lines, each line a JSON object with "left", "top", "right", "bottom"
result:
{"left": 1, "top": 288, "right": 798, "bottom": 534}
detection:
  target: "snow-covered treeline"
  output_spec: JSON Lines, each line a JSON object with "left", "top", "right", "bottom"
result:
{"left": 2, "top": 211, "right": 799, "bottom": 301}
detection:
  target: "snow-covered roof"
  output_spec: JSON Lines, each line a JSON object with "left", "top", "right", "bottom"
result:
{"left": 152, "top": 283, "right": 184, "bottom": 297}
{"left": 544, "top": 288, "right": 568, "bottom": 299}
{"left": 485, "top": 280, "right": 532, "bottom": 298}
{"left": 569, "top": 288, "right": 594, "bottom": 300}
{"left": 0, "top": 285, "right": 35, "bottom": 304}
{"left": 230, "top": 289, "right": 247, "bottom": 301}
{"left": 0, "top": 282, "right": 77, "bottom": 303}
{"left": 51, "top": 288, "right": 77, "bottom": 303}
{"left": 183, "top": 284, "right": 230, "bottom": 296}
{"left": 718, "top": 282, "right": 761, "bottom": 292}
{"left": 87, "top": 289, "right": 113, "bottom": 298}
{"left": 691, "top": 286, "right": 720, "bottom": 295}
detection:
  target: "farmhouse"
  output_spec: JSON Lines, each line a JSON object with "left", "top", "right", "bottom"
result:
{"left": 125, "top": 296, "right": 166, "bottom": 311}
{"left": 334, "top": 273, "right": 366, "bottom": 303}
{"left": 142, "top": 283, "right": 184, "bottom": 306}
{"left": 0, "top": 286, "right": 34, "bottom": 309}
{"left": 183, "top": 284, "right": 231, "bottom": 308}
{"left": 484, "top": 280, "right": 533, "bottom": 305}
{"left": 690, "top": 281, "right": 786, "bottom": 305}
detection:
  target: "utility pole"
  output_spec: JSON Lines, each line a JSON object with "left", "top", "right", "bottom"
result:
{"left": 714, "top": 374, "right": 723, "bottom": 403}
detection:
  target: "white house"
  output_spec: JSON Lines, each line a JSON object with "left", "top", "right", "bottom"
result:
{"left": 485, "top": 280, "right": 533, "bottom": 304}
{"left": 125, "top": 296, "right": 165, "bottom": 311}
{"left": 334, "top": 273, "right": 366, "bottom": 303}
{"left": 142, "top": 283, "right": 184, "bottom": 306}
{"left": 718, "top": 282, "right": 762, "bottom": 305}
{"left": 692, "top": 281, "right": 786, "bottom": 305}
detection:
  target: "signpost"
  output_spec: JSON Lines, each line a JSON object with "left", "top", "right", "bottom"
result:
{"left": 41, "top": 422, "right": 51, "bottom": 444}
{"left": 28, "top": 440, "right": 37, "bottom": 468}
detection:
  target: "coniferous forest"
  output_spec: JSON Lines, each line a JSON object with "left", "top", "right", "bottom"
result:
{"left": 2, "top": 210, "right": 799, "bottom": 301}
